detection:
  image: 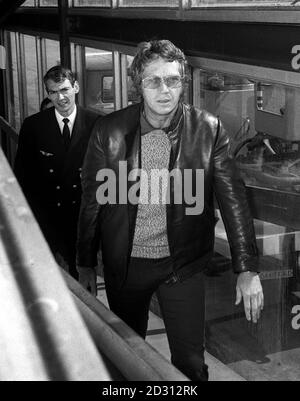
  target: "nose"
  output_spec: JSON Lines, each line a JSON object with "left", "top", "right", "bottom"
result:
{"left": 58, "top": 92, "right": 65, "bottom": 100}
{"left": 158, "top": 80, "right": 170, "bottom": 92}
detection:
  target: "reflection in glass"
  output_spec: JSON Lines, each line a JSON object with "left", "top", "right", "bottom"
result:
{"left": 85, "top": 47, "right": 115, "bottom": 115}
{"left": 191, "top": 0, "right": 291, "bottom": 6}
{"left": 199, "top": 71, "right": 255, "bottom": 147}
{"left": 236, "top": 135, "right": 300, "bottom": 193}
{"left": 198, "top": 68, "right": 300, "bottom": 381}
{"left": 259, "top": 84, "right": 286, "bottom": 115}
{"left": 236, "top": 85, "right": 300, "bottom": 195}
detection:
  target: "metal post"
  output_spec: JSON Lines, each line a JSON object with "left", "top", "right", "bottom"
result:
{"left": 0, "top": 40, "right": 6, "bottom": 117}
{"left": 58, "top": 0, "right": 71, "bottom": 68}
{"left": 121, "top": 53, "right": 128, "bottom": 108}
{"left": 36, "top": 36, "right": 45, "bottom": 107}
{"left": 113, "top": 51, "right": 122, "bottom": 111}
{"left": 0, "top": 41, "right": 6, "bottom": 151}
{"left": 17, "top": 32, "right": 27, "bottom": 120}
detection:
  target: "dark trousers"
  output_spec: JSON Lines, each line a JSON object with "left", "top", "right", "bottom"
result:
{"left": 59, "top": 214, "right": 78, "bottom": 280}
{"left": 39, "top": 206, "right": 79, "bottom": 280}
{"left": 105, "top": 257, "right": 208, "bottom": 381}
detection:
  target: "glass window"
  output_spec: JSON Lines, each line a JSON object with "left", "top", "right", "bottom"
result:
{"left": 72, "top": 0, "right": 111, "bottom": 6}
{"left": 22, "top": 0, "right": 36, "bottom": 6}
{"left": 45, "top": 39, "right": 60, "bottom": 71}
{"left": 24, "top": 35, "right": 40, "bottom": 116}
{"left": 196, "top": 67, "right": 300, "bottom": 381}
{"left": 191, "top": 0, "right": 291, "bottom": 6}
{"left": 198, "top": 70, "right": 255, "bottom": 146}
{"left": 85, "top": 47, "right": 115, "bottom": 115}
{"left": 124, "top": 55, "right": 140, "bottom": 106}
{"left": 120, "top": 0, "right": 179, "bottom": 6}
{"left": 70, "top": 43, "right": 84, "bottom": 105}
{"left": 39, "top": 0, "right": 58, "bottom": 6}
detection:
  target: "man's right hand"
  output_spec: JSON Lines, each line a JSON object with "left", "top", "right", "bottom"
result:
{"left": 77, "top": 266, "right": 97, "bottom": 296}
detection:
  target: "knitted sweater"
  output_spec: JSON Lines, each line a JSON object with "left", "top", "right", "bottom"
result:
{"left": 131, "top": 114, "right": 171, "bottom": 259}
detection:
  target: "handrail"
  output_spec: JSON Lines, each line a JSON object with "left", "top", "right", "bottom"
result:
{"left": 0, "top": 115, "right": 18, "bottom": 144}
{"left": 0, "top": 146, "right": 115, "bottom": 381}
{"left": 0, "top": 145, "right": 188, "bottom": 381}
{"left": 65, "top": 272, "right": 189, "bottom": 382}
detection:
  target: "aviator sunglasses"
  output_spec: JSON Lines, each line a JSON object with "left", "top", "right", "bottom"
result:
{"left": 142, "top": 75, "right": 184, "bottom": 90}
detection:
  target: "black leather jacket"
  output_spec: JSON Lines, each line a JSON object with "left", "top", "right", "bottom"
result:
{"left": 77, "top": 102, "right": 258, "bottom": 287}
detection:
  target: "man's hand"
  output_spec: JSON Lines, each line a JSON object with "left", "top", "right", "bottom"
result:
{"left": 77, "top": 266, "right": 97, "bottom": 296}
{"left": 236, "top": 272, "right": 264, "bottom": 323}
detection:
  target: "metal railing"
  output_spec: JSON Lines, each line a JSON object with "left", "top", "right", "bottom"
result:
{"left": 0, "top": 145, "right": 115, "bottom": 380}
{"left": 0, "top": 116, "right": 19, "bottom": 167}
{"left": 65, "top": 272, "right": 188, "bottom": 381}
{"left": 0, "top": 116, "right": 18, "bottom": 144}
{"left": 0, "top": 118, "right": 188, "bottom": 381}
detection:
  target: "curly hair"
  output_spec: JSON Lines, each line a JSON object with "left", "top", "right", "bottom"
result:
{"left": 130, "top": 40, "right": 188, "bottom": 95}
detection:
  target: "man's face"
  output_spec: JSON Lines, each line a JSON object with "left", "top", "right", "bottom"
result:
{"left": 46, "top": 78, "right": 79, "bottom": 117}
{"left": 141, "top": 58, "right": 183, "bottom": 118}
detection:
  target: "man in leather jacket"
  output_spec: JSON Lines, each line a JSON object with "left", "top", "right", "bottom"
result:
{"left": 76, "top": 40, "right": 264, "bottom": 381}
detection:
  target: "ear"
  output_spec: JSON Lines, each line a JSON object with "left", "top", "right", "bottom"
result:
{"left": 74, "top": 81, "right": 80, "bottom": 94}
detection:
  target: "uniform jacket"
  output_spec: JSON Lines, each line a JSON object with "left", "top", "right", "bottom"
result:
{"left": 14, "top": 105, "right": 99, "bottom": 253}
{"left": 77, "top": 102, "right": 259, "bottom": 287}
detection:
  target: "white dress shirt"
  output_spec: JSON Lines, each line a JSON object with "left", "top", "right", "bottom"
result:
{"left": 55, "top": 106, "right": 77, "bottom": 137}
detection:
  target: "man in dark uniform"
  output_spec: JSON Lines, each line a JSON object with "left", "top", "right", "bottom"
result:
{"left": 14, "top": 66, "right": 99, "bottom": 279}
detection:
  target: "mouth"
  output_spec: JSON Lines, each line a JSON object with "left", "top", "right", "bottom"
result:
{"left": 157, "top": 99, "right": 171, "bottom": 104}
{"left": 58, "top": 100, "right": 69, "bottom": 106}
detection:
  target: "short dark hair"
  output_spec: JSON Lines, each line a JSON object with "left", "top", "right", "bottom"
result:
{"left": 43, "top": 66, "right": 76, "bottom": 92}
{"left": 130, "top": 40, "right": 188, "bottom": 95}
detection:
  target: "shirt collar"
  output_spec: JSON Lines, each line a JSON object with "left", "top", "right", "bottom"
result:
{"left": 55, "top": 105, "right": 77, "bottom": 128}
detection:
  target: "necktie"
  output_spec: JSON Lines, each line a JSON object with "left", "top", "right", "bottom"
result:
{"left": 62, "top": 118, "right": 71, "bottom": 151}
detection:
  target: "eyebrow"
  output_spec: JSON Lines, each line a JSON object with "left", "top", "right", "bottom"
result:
{"left": 48, "top": 85, "right": 72, "bottom": 93}
{"left": 144, "top": 74, "right": 181, "bottom": 79}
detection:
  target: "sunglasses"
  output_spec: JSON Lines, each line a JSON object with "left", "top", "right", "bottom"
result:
{"left": 142, "top": 75, "right": 184, "bottom": 90}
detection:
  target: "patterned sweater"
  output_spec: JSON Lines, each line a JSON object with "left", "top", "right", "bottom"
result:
{"left": 131, "top": 113, "right": 171, "bottom": 259}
